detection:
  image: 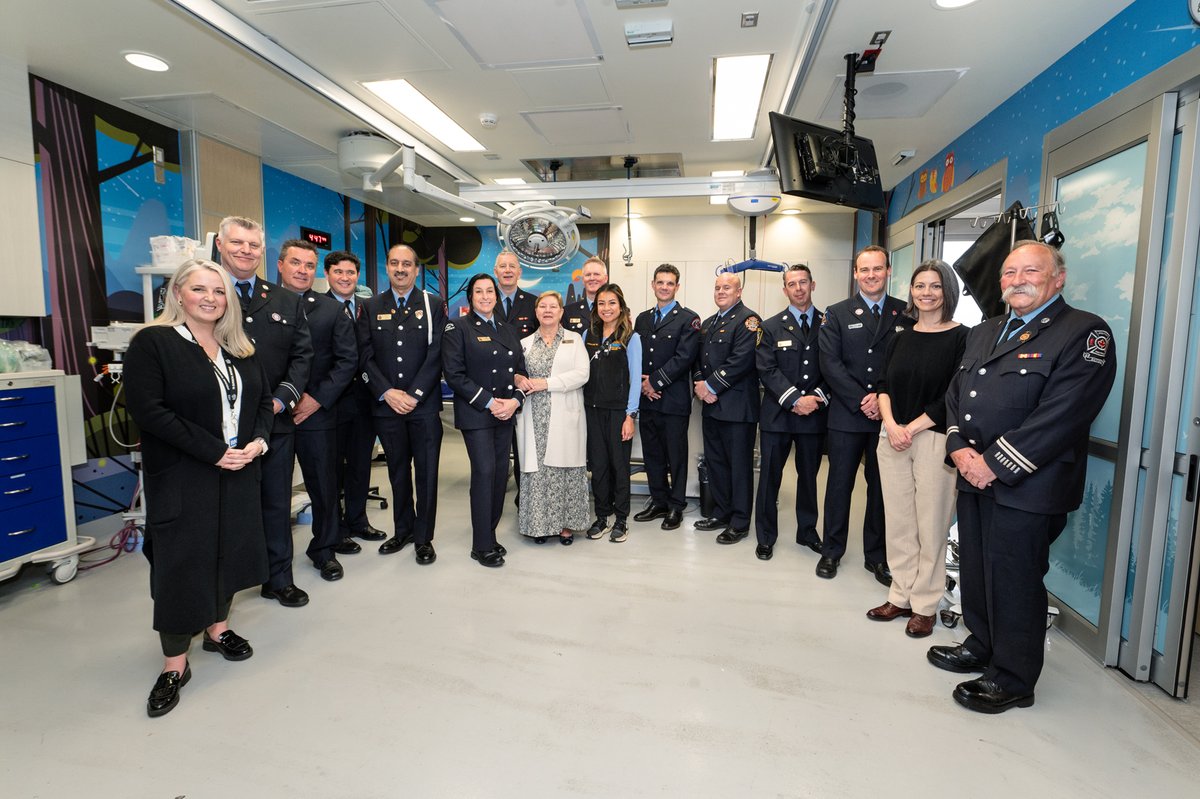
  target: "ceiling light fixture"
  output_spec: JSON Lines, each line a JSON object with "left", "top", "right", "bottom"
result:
{"left": 624, "top": 212, "right": 643, "bottom": 219}
{"left": 780, "top": 209, "right": 802, "bottom": 215}
{"left": 710, "top": 195, "right": 728, "bottom": 206}
{"left": 492, "top": 178, "right": 527, "bottom": 185}
{"left": 363, "top": 79, "right": 485, "bottom": 152}
{"left": 712, "top": 54, "right": 771, "bottom": 141}
{"left": 933, "top": 0, "right": 980, "bottom": 9}
{"left": 459, "top": 217, "right": 476, "bottom": 223}
{"left": 123, "top": 52, "right": 169, "bottom": 72}
{"left": 710, "top": 170, "right": 744, "bottom": 177}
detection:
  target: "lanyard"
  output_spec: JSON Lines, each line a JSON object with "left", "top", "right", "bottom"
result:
{"left": 182, "top": 325, "right": 239, "bottom": 417}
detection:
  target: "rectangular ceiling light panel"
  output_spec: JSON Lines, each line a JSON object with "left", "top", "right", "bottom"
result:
{"left": 712, "top": 54, "right": 772, "bottom": 141}
{"left": 362, "top": 79, "right": 485, "bottom": 152}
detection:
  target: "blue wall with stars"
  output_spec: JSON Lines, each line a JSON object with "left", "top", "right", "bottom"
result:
{"left": 887, "top": 0, "right": 1200, "bottom": 223}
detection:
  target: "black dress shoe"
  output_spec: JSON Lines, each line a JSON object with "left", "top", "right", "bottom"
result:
{"left": 953, "top": 678, "right": 1035, "bottom": 714}
{"left": 815, "top": 556, "right": 839, "bottom": 579}
{"left": 315, "top": 558, "right": 343, "bottom": 581}
{"left": 147, "top": 662, "right": 191, "bottom": 718}
{"left": 633, "top": 504, "right": 670, "bottom": 522}
{"left": 693, "top": 517, "right": 728, "bottom": 531}
{"left": 927, "top": 643, "right": 988, "bottom": 674}
{"left": 260, "top": 584, "right": 310, "bottom": 607}
{"left": 796, "top": 537, "right": 822, "bottom": 554}
{"left": 496, "top": 543, "right": 508, "bottom": 557}
{"left": 350, "top": 524, "right": 387, "bottom": 541}
{"left": 378, "top": 534, "right": 413, "bottom": 555}
{"left": 415, "top": 543, "right": 436, "bottom": 565}
{"left": 716, "top": 528, "right": 748, "bottom": 545}
{"left": 661, "top": 509, "right": 682, "bottom": 530}
{"left": 202, "top": 629, "right": 253, "bottom": 661}
{"left": 756, "top": 544, "right": 773, "bottom": 560}
{"left": 865, "top": 560, "right": 893, "bottom": 587}
{"left": 470, "top": 548, "right": 505, "bottom": 568}
{"left": 335, "top": 537, "right": 362, "bottom": 555}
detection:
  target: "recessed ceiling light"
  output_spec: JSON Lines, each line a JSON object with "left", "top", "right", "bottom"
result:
{"left": 123, "top": 52, "right": 169, "bottom": 72}
{"left": 624, "top": 212, "right": 643, "bottom": 219}
{"left": 712, "top": 54, "right": 772, "bottom": 141}
{"left": 459, "top": 217, "right": 476, "bottom": 223}
{"left": 710, "top": 195, "right": 728, "bottom": 205}
{"left": 492, "top": 178, "right": 527, "bottom": 185}
{"left": 363, "top": 79, "right": 485, "bottom": 152}
{"left": 780, "top": 209, "right": 802, "bottom": 215}
{"left": 933, "top": 0, "right": 980, "bottom": 9}
{"left": 711, "top": 170, "right": 744, "bottom": 177}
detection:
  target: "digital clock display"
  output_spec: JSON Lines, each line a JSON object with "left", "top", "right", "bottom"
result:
{"left": 300, "top": 226, "right": 332, "bottom": 250}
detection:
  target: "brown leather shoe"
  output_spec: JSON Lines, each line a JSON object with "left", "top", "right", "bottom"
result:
{"left": 866, "top": 601, "right": 913, "bottom": 621}
{"left": 905, "top": 613, "right": 936, "bottom": 638}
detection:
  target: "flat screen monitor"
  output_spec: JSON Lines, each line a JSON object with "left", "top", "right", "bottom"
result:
{"left": 769, "top": 111, "right": 885, "bottom": 214}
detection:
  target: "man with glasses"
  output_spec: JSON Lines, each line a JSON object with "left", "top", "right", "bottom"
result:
{"left": 215, "top": 216, "right": 313, "bottom": 607}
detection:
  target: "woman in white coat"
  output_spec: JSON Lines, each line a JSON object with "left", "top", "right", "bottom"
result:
{"left": 514, "top": 291, "right": 591, "bottom": 544}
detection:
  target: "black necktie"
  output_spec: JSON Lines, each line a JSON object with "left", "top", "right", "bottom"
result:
{"left": 653, "top": 308, "right": 661, "bottom": 326}
{"left": 344, "top": 299, "right": 353, "bottom": 317}
{"left": 490, "top": 318, "right": 497, "bottom": 331}
{"left": 396, "top": 294, "right": 406, "bottom": 312}
{"left": 800, "top": 314, "right": 810, "bottom": 337}
{"left": 504, "top": 296, "right": 512, "bottom": 319}
{"left": 237, "top": 281, "right": 251, "bottom": 309}
{"left": 871, "top": 304, "right": 881, "bottom": 322}
{"left": 996, "top": 316, "right": 1024, "bottom": 349}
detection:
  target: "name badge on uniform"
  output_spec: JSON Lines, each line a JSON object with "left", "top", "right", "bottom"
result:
{"left": 568, "top": 317, "right": 581, "bottom": 325}
{"left": 478, "top": 336, "right": 492, "bottom": 342}
{"left": 562, "top": 339, "right": 574, "bottom": 344}
{"left": 777, "top": 340, "right": 793, "bottom": 348}
{"left": 377, "top": 313, "right": 393, "bottom": 320}
{"left": 848, "top": 322, "right": 863, "bottom": 330}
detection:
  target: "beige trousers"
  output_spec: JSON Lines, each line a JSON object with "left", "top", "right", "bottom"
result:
{"left": 877, "top": 429, "right": 957, "bottom": 616}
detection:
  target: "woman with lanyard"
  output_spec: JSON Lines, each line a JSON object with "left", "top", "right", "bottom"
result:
{"left": 583, "top": 283, "right": 642, "bottom": 543}
{"left": 124, "top": 259, "right": 273, "bottom": 717}
{"left": 442, "top": 273, "right": 529, "bottom": 567}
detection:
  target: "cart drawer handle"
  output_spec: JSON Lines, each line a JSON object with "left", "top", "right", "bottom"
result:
{"left": 7, "top": 527, "right": 34, "bottom": 536}
{"left": 0, "top": 396, "right": 21, "bottom": 402}
{"left": 3, "top": 486, "right": 31, "bottom": 495}
{"left": 0, "top": 421, "right": 27, "bottom": 428}
{"left": 0, "top": 454, "right": 28, "bottom": 462}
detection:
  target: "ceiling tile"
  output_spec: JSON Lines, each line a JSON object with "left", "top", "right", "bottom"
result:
{"left": 427, "top": 0, "right": 603, "bottom": 69}
{"left": 521, "top": 107, "right": 630, "bottom": 146}
{"left": 817, "top": 69, "right": 968, "bottom": 121}
{"left": 510, "top": 65, "right": 611, "bottom": 109}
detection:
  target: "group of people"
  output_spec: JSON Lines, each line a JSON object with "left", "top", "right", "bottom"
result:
{"left": 123, "top": 218, "right": 1115, "bottom": 719}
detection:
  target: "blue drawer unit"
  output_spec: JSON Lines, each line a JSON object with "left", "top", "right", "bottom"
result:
{"left": 0, "top": 374, "right": 81, "bottom": 582}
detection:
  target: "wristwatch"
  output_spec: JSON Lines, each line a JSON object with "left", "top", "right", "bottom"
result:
{"left": 254, "top": 436, "right": 269, "bottom": 455}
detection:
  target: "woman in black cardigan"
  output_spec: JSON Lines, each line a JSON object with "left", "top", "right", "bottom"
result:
{"left": 124, "top": 259, "right": 273, "bottom": 717}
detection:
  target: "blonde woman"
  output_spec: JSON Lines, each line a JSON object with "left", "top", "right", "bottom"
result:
{"left": 124, "top": 259, "right": 273, "bottom": 716}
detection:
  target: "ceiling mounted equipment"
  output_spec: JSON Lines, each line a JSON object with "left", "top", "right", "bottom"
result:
{"left": 498, "top": 202, "right": 592, "bottom": 270}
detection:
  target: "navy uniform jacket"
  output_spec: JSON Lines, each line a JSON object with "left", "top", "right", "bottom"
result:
{"left": 240, "top": 278, "right": 313, "bottom": 429}
{"left": 757, "top": 308, "right": 830, "bottom": 434}
{"left": 563, "top": 298, "right": 592, "bottom": 335}
{"left": 635, "top": 303, "right": 701, "bottom": 416}
{"left": 327, "top": 292, "right": 372, "bottom": 423}
{"left": 294, "top": 289, "right": 356, "bottom": 430}
{"left": 691, "top": 300, "right": 761, "bottom": 424}
{"left": 945, "top": 296, "right": 1116, "bottom": 515}
{"left": 498, "top": 288, "right": 538, "bottom": 338}
{"left": 818, "top": 294, "right": 912, "bottom": 433}
{"left": 441, "top": 314, "right": 528, "bottom": 430}
{"left": 357, "top": 289, "right": 447, "bottom": 419}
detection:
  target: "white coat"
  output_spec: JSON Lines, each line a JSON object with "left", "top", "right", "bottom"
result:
{"left": 516, "top": 327, "right": 589, "bottom": 471}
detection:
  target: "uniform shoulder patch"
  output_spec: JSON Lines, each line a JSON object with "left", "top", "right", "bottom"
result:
{"left": 691, "top": 318, "right": 702, "bottom": 331}
{"left": 445, "top": 322, "right": 455, "bottom": 332}
{"left": 1083, "top": 329, "right": 1110, "bottom": 365}
{"left": 744, "top": 316, "right": 760, "bottom": 332}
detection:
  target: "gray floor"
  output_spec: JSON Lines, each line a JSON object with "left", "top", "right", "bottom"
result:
{"left": 3, "top": 425, "right": 1199, "bottom": 798}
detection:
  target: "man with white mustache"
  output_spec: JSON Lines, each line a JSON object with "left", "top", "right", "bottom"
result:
{"left": 930, "top": 240, "right": 1116, "bottom": 715}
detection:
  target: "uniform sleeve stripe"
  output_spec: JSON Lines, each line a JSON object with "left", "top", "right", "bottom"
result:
{"left": 997, "top": 436, "right": 1036, "bottom": 473}
{"left": 814, "top": 388, "right": 828, "bottom": 404}
{"left": 714, "top": 372, "right": 731, "bottom": 388}
{"left": 469, "top": 387, "right": 483, "bottom": 404}
{"left": 279, "top": 381, "right": 300, "bottom": 401}
{"left": 946, "top": 425, "right": 959, "bottom": 436}
{"left": 778, "top": 386, "right": 798, "bottom": 406}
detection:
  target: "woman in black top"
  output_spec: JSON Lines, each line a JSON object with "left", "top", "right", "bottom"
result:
{"left": 869, "top": 259, "right": 969, "bottom": 637}
{"left": 124, "top": 259, "right": 273, "bottom": 717}
{"left": 582, "top": 284, "right": 642, "bottom": 542}
{"left": 442, "top": 273, "right": 528, "bottom": 567}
